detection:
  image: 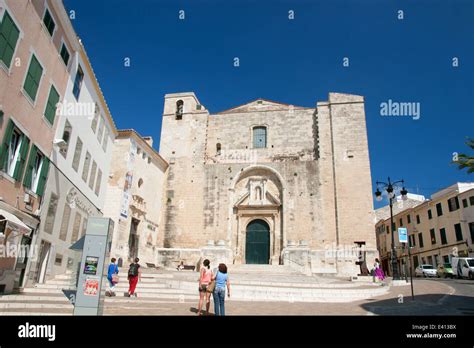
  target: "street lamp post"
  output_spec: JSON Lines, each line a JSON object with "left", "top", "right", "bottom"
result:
{"left": 375, "top": 177, "right": 408, "bottom": 281}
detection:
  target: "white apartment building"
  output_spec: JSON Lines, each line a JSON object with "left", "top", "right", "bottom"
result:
{"left": 25, "top": 16, "right": 118, "bottom": 285}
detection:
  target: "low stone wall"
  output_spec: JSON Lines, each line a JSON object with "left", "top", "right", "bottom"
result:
{"left": 281, "top": 246, "right": 379, "bottom": 277}
{"left": 155, "top": 248, "right": 201, "bottom": 269}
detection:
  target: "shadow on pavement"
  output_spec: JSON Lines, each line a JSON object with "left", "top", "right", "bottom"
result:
{"left": 361, "top": 294, "right": 474, "bottom": 315}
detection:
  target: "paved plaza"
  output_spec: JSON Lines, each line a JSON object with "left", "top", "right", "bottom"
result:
{"left": 1, "top": 266, "right": 473, "bottom": 316}
{"left": 103, "top": 277, "right": 471, "bottom": 316}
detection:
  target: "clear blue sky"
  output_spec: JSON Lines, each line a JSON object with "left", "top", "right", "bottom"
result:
{"left": 64, "top": 0, "right": 474, "bottom": 206}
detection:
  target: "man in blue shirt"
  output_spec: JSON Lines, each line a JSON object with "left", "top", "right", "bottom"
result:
{"left": 106, "top": 258, "right": 119, "bottom": 296}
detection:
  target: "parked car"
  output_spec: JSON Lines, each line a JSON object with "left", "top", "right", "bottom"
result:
{"left": 415, "top": 264, "right": 437, "bottom": 277}
{"left": 451, "top": 257, "right": 474, "bottom": 280}
{"left": 436, "top": 263, "right": 454, "bottom": 278}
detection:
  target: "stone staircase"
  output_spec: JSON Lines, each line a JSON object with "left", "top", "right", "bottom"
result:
{"left": 0, "top": 273, "right": 75, "bottom": 316}
{"left": 0, "top": 266, "right": 390, "bottom": 315}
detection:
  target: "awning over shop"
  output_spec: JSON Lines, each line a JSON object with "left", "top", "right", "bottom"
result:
{"left": 0, "top": 209, "right": 32, "bottom": 236}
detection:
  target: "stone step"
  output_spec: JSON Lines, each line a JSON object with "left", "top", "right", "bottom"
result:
{"left": 228, "top": 265, "right": 298, "bottom": 274}
{"left": 103, "top": 298, "right": 193, "bottom": 304}
{"left": 33, "top": 284, "right": 78, "bottom": 290}
{"left": 0, "top": 310, "right": 72, "bottom": 316}
{"left": 0, "top": 295, "right": 70, "bottom": 302}
{"left": 43, "top": 280, "right": 76, "bottom": 285}
{"left": 109, "top": 287, "right": 194, "bottom": 294}
{"left": 0, "top": 307, "right": 73, "bottom": 316}
{"left": 21, "top": 288, "right": 75, "bottom": 294}
{"left": 107, "top": 293, "right": 199, "bottom": 300}
{"left": 115, "top": 273, "right": 174, "bottom": 279}
{"left": 0, "top": 302, "right": 73, "bottom": 309}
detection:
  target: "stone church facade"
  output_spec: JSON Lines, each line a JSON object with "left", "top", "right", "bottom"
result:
{"left": 155, "top": 92, "right": 377, "bottom": 276}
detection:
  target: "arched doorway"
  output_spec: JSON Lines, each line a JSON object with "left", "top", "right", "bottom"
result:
{"left": 245, "top": 219, "right": 270, "bottom": 264}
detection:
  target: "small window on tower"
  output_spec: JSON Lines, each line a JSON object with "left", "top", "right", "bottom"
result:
{"left": 253, "top": 126, "right": 267, "bottom": 148}
{"left": 176, "top": 100, "right": 183, "bottom": 120}
{"left": 216, "top": 143, "right": 221, "bottom": 155}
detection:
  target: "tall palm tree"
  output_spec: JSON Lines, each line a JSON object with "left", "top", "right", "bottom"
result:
{"left": 453, "top": 137, "right": 474, "bottom": 174}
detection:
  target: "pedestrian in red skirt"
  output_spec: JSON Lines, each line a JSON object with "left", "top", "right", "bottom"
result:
{"left": 127, "top": 258, "right": 141, "bottom": 297}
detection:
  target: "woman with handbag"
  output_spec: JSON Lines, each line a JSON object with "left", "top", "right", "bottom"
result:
{"left": 197, "top": 259, "right": 213, "bottom": 316}
{"left": 106, "top": 258, "right": 119, "bottom": 297}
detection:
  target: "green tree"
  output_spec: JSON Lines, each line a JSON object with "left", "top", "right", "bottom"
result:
{"left": 453, "top": 138, "right": 474, "bottom": 174}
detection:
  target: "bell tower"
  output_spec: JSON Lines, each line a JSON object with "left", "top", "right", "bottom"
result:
{"left": 159, "top": 92, "right": 208, "bottom": 160}
{"left": 158, "top": 92, "right": 209, "bottom": 248}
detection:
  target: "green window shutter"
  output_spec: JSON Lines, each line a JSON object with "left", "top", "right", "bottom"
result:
{"left": 23, "top": 145, "right": 37, "bottom": 189}
{"left": 44, "top": 85, "right": 59, "bottom": 124}
{"left": 36, "top": 156, "right": 50, "bottom": 197}
{"left": 13, "top": 134, "right": 29, "bottom": 181}
{"left": 24, "top": 55, "right": 43, "bottom": 101}
{"left": 0, "top": 118, "right": 14, "bottom": 171}
{"left": 0, "top": 11, "right": 20, "bottom": 69}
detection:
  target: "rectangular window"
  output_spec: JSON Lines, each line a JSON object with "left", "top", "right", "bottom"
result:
{"left": 43, "top": 192, "right": 58, "bottom": 234}
{"left": 95, "top": 169, "right": 102, "bottom": 196}
{"left": 463, "top": 199, "right": 468, "bottom": 208}
{"left": 413, "top": 255, "right": 419, "bottom": 269}
{"left": 428, "top": 209, "right": 432, "bottom": 220}
{"left": 0, "top": 11, "right": 20, "bottom": 69}
{"left": 72, "top": 65, "right": 84, "bottom": 100}
{"left": 60, "top": 43, "right": 70, "bottom": 66}
{"left": 418, "top": 233, "right": 424, "bottom": 248}
{"left": 59, "top": 202, "right": 71, "bottom": 241}
{"left": 88, "top": 160, "right": 97, "bottom": 190}
{"left": 71, "top": 212, "right": 82, "bottom": 243}
{"left": 23, "top": 54, "right": 43, "bottom": 102}
{"left": 399, "top": 218, "right": 403, "bottom": 227}
{"left": 44, "top": 85, "right": 60, "bottom": 125}
{"left": 416, "top": 215, "right": 420, "bottom": 224}
{"left": 42, "top": 8, "right": 55, "bottom": 37}
{"left": 407, "top": 215, "right": 411, "bottom": 224}
{"left": 102, "top": 128, "right": 109, "bottom": 152}
{"left": 0, "top": 120, "right": 30, "bottom": 181}
{"left": 30, "top": 150, "right": 44, "bottom": 193}
{"left": 440, "top": 228, "right": 448, "bottom": 245}
{"left": 436, "top": 203, "right": 443, "bottom": 217}
{"left": 470, "top": 196, "right": 474, "bottom": 206}
{"left": 81, "top": 151, "right": 91, "bottom": 182}
{"left": 448, "top": 197, "right": 460, "bottom": 212}
{"left": 54, "top": 254, "right": 62, "bottom": 266}
{"left": 72, "top": 138, "right": 83, "bottom": 172}
{"left": 470, "top": 222, "right": 474, "bottom": 244}
{"left": 454, "top": 223, "right": 463, "bottom": 242}
{"left": 23, "top": 145, "right": 50, "bottom": 196}
{"left": 91, "top": 112, "right": 99, "bottom": 133}
{"left": 96, "top": 117, "right": 105, "bottom": 143}
{"left": 253, "top": 126, "right": 267, "bottom": 148}
{"left": 430, "top": 228, "right": 436, "bottom": 245}
{"left": 60, "top": 120, "right": 72, "bottom": 158}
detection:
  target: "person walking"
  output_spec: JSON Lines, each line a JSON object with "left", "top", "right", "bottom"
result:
{"left": 374, "top": 258, "right": 385, "bottom": 282}
{"left": 106, "top": 258, "right": 119, "bottom": 297}
{"left": 212, "top": 263, "right": 230, "bottom": 316}
{"left": 127, "top": 258, "right": 141, "bottom": 297}
{"left": 197, "top": 259, "right": 213, "bottom": 316}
